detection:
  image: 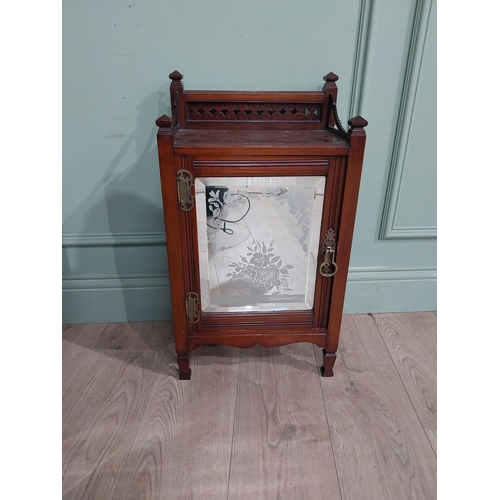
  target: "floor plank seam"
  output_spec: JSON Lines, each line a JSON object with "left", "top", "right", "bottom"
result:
{"left": 96, "top": 322, "right": 111, "bottom": 344}
{"left": 62, "top": 322, "right": 108, "bottom": 345}
{"left": 316, "top": 344, "right": 344, "bottom": 500}
{"left": 369, "top": 313, "right": 437, "bottom": 458}
{"left": 63, "top": 315, "right": 436, "bottom": 499}
{"left": 225, "top": 349, "right": 241, "bottom": 500}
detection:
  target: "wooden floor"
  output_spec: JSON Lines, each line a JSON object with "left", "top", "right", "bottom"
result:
{"left": 62, "top": 312, "right": 436, "bottom": 500}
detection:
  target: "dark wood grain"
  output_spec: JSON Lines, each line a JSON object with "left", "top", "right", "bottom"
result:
{"left": 200, "top": 310, "right": 314, "bottom": 329}
{"left": 184, "top": 90, "right": 325, "bottom": 101}
{"left": 157, "top": 126, "right": 190, "bottom": 362}
{"left": 174, "top": 129, "right": 349, "bottom": 153}
{"left": 187, "top": 102, "right": 322, "bottom": 123}
{"left": 325, "top": 120, "right": 367, "bottom": 355}
{"left": 156, "top": 72, "right": 367, "bottom": 379}
{"left": 188, "top": 332, "right": 327, "bottom": 350}
{"left": 313, "top": 156, "right": 346, "bottom": 329}
{"left": 192, "top": 157, "right": 330, "bottom": 178}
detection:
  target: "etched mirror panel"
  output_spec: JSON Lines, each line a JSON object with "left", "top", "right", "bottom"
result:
{"left": 195, "top": 176, "right": 326, "bottom": 312}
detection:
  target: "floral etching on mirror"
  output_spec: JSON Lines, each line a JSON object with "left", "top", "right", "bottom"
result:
{"left": 206, "top": 188, "right": 250, "bottom": 239}
{"left": 226, "top": 240, "right": 294, "bottom": 298}
{"left": 196, "top": 176, "right": 325, "bottom": 312}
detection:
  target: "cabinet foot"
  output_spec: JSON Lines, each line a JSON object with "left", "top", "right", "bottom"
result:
{"left": 177, "top": 354, "right": 191, "bottom": 380}
{"left": 321, "top": 349, "right": 337, "bottom": 377}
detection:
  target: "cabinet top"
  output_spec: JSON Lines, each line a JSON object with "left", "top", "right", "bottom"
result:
{"left": 156, "top": 72, "right": 367, "bottom": 152}
{"left": 172, "top": 128, "right": 349, "bottom": 155}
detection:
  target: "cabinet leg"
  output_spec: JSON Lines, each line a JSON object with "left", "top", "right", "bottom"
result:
{"left": 177, "top": 353, "right": 191, "bottom": 380}
{"left": 321, "top": 349, "right": 337, "bottom": 377}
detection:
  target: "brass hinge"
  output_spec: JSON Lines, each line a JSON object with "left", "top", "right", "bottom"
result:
{"left": 177, "top": 169, "right": 194, "bottom": 211}
{"left": 185, "top": 292, "right": 200, "bottom": 323}
{"left": 319, "top": 228, "right": 338, "bottom": 278}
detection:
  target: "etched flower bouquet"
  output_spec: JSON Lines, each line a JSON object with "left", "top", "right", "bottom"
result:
{"left": 226, "top": 240, "right": 294, "bottom": 297}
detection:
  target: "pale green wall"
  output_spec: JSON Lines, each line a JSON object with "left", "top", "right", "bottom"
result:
{"left": 63, "top": 0, "right": 436, "bottom": 323}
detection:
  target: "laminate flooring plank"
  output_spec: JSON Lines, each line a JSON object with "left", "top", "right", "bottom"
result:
{"left": 372, "top": 312, "right": 437, "bottom": 454}
{"left": 62, "top": 350, "right": 168, "bottom": 500}
{"left": 62, "top": 324, "right": 108, "bottom": 394}
{"left": 61, "top": 323, "right": 112, "bottom": 401}
{"left": 110, "top": 344, "right": 240, "bottom": 500}
{"left": 63, "top": 323, "right": 108, "bottom": 347}
{"left": 63, "top": 332, "right": 176, "bottom": 445}
{"left": 316, "top": 314, "right": 436, "bottom": 500}
{"left": 228, "top": 343, "right": 342, "bottom": 500}
{"left": 94, "top": 321, "right": 173, "bottom": 351}
{"left": 63, "top": 348, "right": 138, "bottom": 431}
{"left": 63, "top": 343, "right": 101, "bottom": 395}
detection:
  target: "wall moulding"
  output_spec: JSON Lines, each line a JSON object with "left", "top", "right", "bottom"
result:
{"left": 348, "top": 0, "right": 374, "bottom": 120}
{"left": 62, "top": 266, "right": 436, "bottom": 323}
{"left": 379, "top": 0, "right": 436, "bottom": 240}
{"left": 62, "top": 231, "right": 166, "bottom": 247}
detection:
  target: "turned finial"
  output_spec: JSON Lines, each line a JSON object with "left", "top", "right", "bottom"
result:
{"left": 322, "top": 72, "right": 339, "bottom": 101}
{"left": 169, "top": 71, "right": 185, "bottom": 126}
{"left": 169, "top": 70, "right": 184, "bottom": 81}
{"left": 348, "top": 115, "right": 368, "bottom": 138}
{"left": 323, "top": 72, "right": 339, "bottom": 82}
{"left": 155, "top": 115, "right": 173, "bottom": 128}
{"left": 348, "top": 116, "right": 368, "bottom": 128}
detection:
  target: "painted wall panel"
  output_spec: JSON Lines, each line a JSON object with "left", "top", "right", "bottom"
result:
{"left": 63, "top": 0, "right": 436, "bottom": 323}
{"left": 392, "top": 0, "right": 437, "bottom": 232}
{"left": 63, "top": 241, "right": 168, "bottom": 279}
{"left": 348, "top": 0, "right": 436, "bottom": 265}
{"left": 63, "top": 0, "right": 360, "bottom": 234}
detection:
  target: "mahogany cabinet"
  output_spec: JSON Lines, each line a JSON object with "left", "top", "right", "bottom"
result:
{"left": 156, "top": 71, "right": 367, "bottom": 380}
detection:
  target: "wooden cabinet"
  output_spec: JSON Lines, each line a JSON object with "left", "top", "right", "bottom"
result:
{"left": 156, "top": 71, "right": 367, "bottom": 380}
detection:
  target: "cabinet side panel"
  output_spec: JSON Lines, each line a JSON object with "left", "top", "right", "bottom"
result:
{"left": 326, "top": 135, "right": 366, "bottom": 352}
{"left": 313, "top": 156, "right": 347, "bottom": 328}
{"left": 157, "top": 131, "right": 189, "bottom": 353}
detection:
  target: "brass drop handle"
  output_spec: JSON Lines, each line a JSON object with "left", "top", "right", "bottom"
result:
{"left": 319, "top": 247, "right": 338, "bottom": 277}
{"left": 319, "top": 229, "right": 338, "bottom": 278}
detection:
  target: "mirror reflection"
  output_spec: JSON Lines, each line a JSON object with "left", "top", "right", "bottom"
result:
{"left": 195, "top": 176, "right": 325, "bottom": 312}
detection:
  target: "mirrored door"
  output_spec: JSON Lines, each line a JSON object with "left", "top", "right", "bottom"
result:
{"left": 195, "top": 176, "right": 326, "bottom": 313}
